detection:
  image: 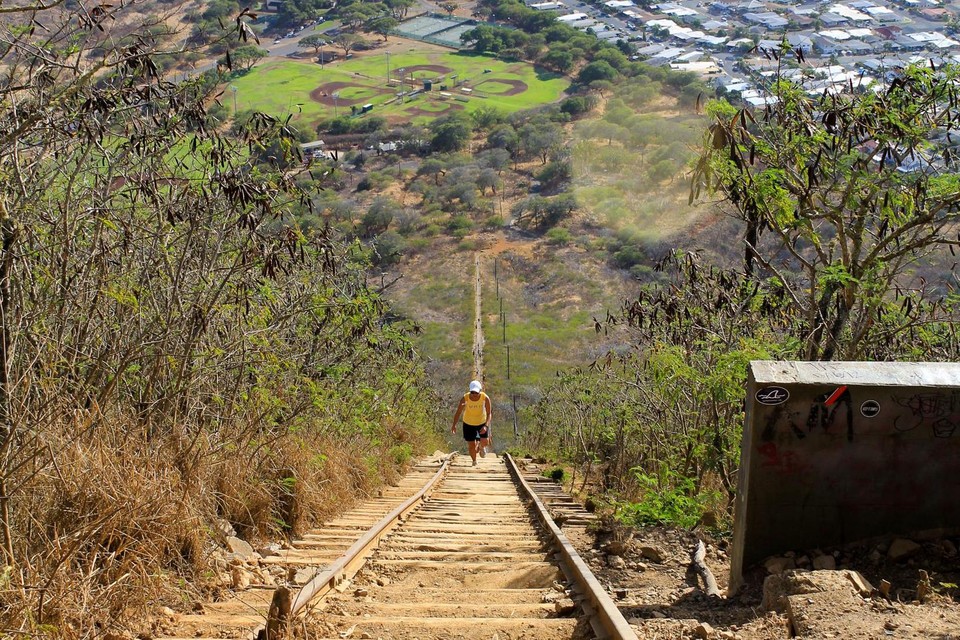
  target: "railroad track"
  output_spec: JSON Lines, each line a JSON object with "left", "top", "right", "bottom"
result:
{"left": 153, "top": 452, "right": 635, "bottom": 640}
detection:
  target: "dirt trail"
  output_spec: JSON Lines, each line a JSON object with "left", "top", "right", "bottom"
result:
{"left": 473, "top": 252, "right": 484, "bottom": 382}
{"left": 306, "top": 454, "right": 594, "bottom": 639}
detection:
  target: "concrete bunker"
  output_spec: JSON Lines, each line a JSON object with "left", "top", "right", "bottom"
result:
{"left": 730, "top": 361, "right": 960, "bottom": 593}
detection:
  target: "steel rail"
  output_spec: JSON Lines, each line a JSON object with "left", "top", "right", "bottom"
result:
{"left": 253, "top": 453, "right": 454, "bottom": 638}
{"left": 504, "top": 453, "right": 639, "bottom": 640}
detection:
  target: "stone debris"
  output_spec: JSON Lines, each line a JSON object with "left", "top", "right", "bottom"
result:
{"left": 638, "top": 546, "right": 665, "bottom": 563}
{"left": 785, "top": 587, "right": 863, "bottom": 636}
{"left": 764, "top": 556, "right": 796, "bottom": 575}
{"left": 888, "top": 538, "right": 922, "bottom": 561}
{"left": 693, "top": 621, "right": 715, "bottom": 638}
{"left": 605, "top": 536, "right": 632, "bottom": 556}
{"left": 214, "top": 519, "right": 237, "bottom": 540}
{"left": 813, "top": 554, "right": 837, "bottom": 570}
{"left": 942, "top": 539, "right": 957, "bottom": 557}
{"left": 846, "top": 570, "right": 875, "bottom": 597}
{"left": 762, "top": 569, "right": 857, "bottom": 613}
{"left": 231, "top": 566, "right": 251, "bottom": 589}
{"left": 879, "top": 579, "right": 892, "bottom": 598}
{"left": 225, "top": 536, "right": 260, "bottom": 562}
{"left": 294, "top": 566, "right": 319, "bottom": 585}
{"left": 554, "top": 597, "right": 576, "bottom": 614}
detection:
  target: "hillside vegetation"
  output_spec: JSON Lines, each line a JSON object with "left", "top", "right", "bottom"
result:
{"left": 525, "top": 67, "right": 960, "bottom": 532}
{"left": 2, "top": 0, "right": 960, "bottom": 633}
{"left": 0, "top": 3, "right": 441, "bottom": 633}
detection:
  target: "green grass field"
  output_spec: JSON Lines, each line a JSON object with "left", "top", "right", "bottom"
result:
{"left": 227, "top": 50, "right": 569, "bottom": 127}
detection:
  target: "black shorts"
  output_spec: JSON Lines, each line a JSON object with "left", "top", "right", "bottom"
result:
{"left": 462, "top": 423, "right": 487, "bottom": 442}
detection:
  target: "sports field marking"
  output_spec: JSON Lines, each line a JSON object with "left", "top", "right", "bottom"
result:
{"left": 227, "top": 49, "right": 568, "bottom": 125}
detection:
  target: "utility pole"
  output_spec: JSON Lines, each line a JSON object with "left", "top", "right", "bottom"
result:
{"left": 513, "top": 394, "right": 518, "bottom": 437}
{"left": 506, "top": 344, "right": 510, "bottom": 380}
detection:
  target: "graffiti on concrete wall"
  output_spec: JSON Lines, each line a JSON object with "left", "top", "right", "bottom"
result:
{"left": 758, "top": 386, "right": 960, "bottom": 446}
{"left": 892, "top": 391, "right": 960, "bottom": 437}
{"left": 759, "top": 385, "right": 855, "bottom": 443}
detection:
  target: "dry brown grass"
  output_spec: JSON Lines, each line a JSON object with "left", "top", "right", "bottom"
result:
{"left": 0, "top": 410, "right": 435, "bottom": 638}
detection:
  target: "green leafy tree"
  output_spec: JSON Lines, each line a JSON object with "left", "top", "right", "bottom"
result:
{"left": 577, "top": 60, "right": 618, "bottom": 85}
{"left": 477, "top": 148, "right": 511, "bottom": 175}
{"left": 578, "top": 120, "right": 627, "bottom": 145}
{"left": 361, "top": 197, "right": 400, "bottom": 237}
{"left": 692, "top": 66, "right": 960, "bottom": 360}
{"left": 299, "top": 34, "right": 327, "bottom": 54}
{"left": 384, "top": 0, "right": 415, "bottom": 20}
{"left": 542, "top": 48, "right": 574, "bottom": 73}
{"left": 470, "top": 105, "right": 507, "bottom": 131}
{"left": 560, "top": 95, "right": 597, "bottom": 116}
{"left": 487, "top": 124, "right": 521, "bottom": 160}
{"left": 203, "top": 0, "right": 240, "bottom": 20}
{"left": 461, "top": 24, "right": 506, "bottom": 53}
{"left": 224, "top": 44, "right": 268, "bottom": 71}
{"left": 339, "top": 3, "right": 381, "bottom": 29}
{"left": 476, "top": 168, "right": 502, "bottom": 195}
{"left": 520, "top": 120, "right": 563, "bottom": 164}
{"left": 417, "top": 157, "right": 448, "bottom": 185}
{"left": 525, "top": 252, "right": 782, "bottom": 522}
{"left": 277, "top": 0, "right": 328, "bottom": 26}
{"left": 429, "top": 113, "right": 473, "bottom": 153}
{"left": 368, "top": 15, "right": 398, "bottom": 41}
{"left": 371, "top": 230, "right": 406, "bottom": 266}
{"left": 332, "top": 32, "right": 367, "bottom": 56}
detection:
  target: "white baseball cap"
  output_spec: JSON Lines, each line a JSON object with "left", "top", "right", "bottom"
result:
{"left": 469, "top": 380, "right": 482, "bottom": 393}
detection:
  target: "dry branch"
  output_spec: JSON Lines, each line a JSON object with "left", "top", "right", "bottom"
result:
{"left": 690, "top": 539, "right": 721, "bottom": 598}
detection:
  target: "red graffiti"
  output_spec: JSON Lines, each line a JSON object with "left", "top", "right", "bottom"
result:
{"left": 757, "top": 442, "right": 811, "bottom": 475}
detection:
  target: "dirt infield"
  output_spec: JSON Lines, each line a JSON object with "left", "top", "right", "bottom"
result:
{"left": 473, "top": 78, "right": 528, "bottom": 96}
{"left": 392, "top": 64, "right": 453, "bottom": 78}
{"left": 310, "top": 82, "right": 392, "bottom": 106}
{"left": 405, "top": 102, "right": 465, "bottom": 116}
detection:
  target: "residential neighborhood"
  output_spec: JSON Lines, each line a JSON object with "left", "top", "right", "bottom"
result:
{"left": 522, "top": 0, "right": 959, "bottom": 104}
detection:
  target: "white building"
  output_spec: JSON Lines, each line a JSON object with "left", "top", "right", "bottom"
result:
{"left": 556, "top": 12, "right": 588, "bottom": 21}
{"left": 828, "top": 4, "right": 874, "bottom": 21}
{"left": 530, "top": 1, "right": 563, "bottom": 9}
{"left": 908, "top": 31, "right": 960, "bottom": 49}
{"left": 742, "top": 12, "right": 789, "bottom": 29}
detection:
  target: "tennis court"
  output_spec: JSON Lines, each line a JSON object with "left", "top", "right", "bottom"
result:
{"left": 393, "top": 14, "right": 477, "bottom": 48}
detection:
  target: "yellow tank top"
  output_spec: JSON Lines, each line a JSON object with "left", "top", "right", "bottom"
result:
{"left": 462, "top": 392, "right": 488, "bottom": 426}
